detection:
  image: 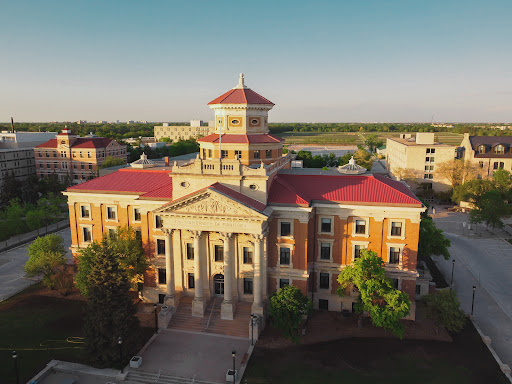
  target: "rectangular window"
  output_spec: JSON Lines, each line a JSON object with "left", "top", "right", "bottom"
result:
{"left": 280, "top": 248, "right": 290, "bottom": 265}
{"left": 208, "top": 149, "right": 212, "bottom": 158}
{"left": 88, "top": 164, "right": 92, "bottom": 170}
{"left": 321, "top": 218, "right": 332, "bottom": 233}
{"left": 253, "top": 150, "right": 260, "bottom": 159}
{"left": 425, "top": 157, "right": 429, "bottom": 162}
{"left": 416, "top": 284, "right": 421, "bottom": 295}
{"left": 391, "top": 278, "right": 399, "bottom": 289}
{"left": 279, "top": 279, "right": 289, "bottom": 289}
{"left": 280, "top": 221, "right": 291, "bottom": 237}
{"left": 221, "top": 150, "right": 228, "bottom": 159}
{"left": 235, "top": 150, "right": 242, "bottom": 159}
{"left": 500, "top": 162, "right": 504, "bottom": 169}
{"left": 266, "top": 149, "right": 272, "bottom": 158}
{"left": 494, "top": 162, "right": 499, "bottom": 170}
{"left": 157, "top": 239, "right": 166, "bottom": 255}
{"left": 155, "top": 215, "right": 163, "bottom": 228}
{"left": 188, "top": 273, "right": 195, "bottom": 288}
{"left": 186, "top": 243, "right": 194, "bottom": 260}
{"left": 214, "top": 244, "right": 224, "bottom": 262}
{"left": 479, "top": 161, "right": 484, "bottom": 168}
{"left": 107, "top": 206, "right": 116, "bottom": 220}
{"left": 158, "top": 294, "right": 165, "bottom": 304}
{"left": 135, "top": 229, "right": 142, "bottom": 244}
{"left": 319, "top": 299, "right": 329, "bottom": 310}
{"left": 80, "top": 205, "right": 90, "bottom": 218}
{"left": 133, "top": 208, "right": 141, "bottom": 221}
{"left": 108, "top": 228, "right": 116, "bottom": 239}
{"left": 389, "top": 247, "right": 400, "bottom": 264}
{"left": 158, "top": 268, "right": 166, "bottom": 284}
{"left": 243, "top": 247, "right": 253, "bottom": 264}
{"left": 319, "top": 273, "right": 330, "bottom": 289}
{"left": 320, "top": 243, "right": 331, "bottom": 260}
{"left": 355, "top": 220, "right": 366, "bottom": 234}
{"left": 243, "top": 278, "right": 253, "bottom": 294}
{"left": 354, "top": 244, "right": 364, "bottom": 259}
{"left": 390, "top": 222, "right": 402, "bottom": 236}
{"left": 83, "top": 227, "right": 92, "bottom": 242}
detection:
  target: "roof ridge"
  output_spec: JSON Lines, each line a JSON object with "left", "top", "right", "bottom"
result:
{"left": 372, "top": 174, "right": 420, "bottom": 204}
{"left": 274, "top": 175, "right": 310, "bottom": 204}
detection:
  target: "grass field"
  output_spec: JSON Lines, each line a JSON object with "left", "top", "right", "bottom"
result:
{"left": 279, "top": 131, "right": 464, "bottom": 146}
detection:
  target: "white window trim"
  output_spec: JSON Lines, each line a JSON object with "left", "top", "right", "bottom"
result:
{"left": 154, "top": 214, "right": 164, "bottom": 230}
{"left": 79, "top": 203, "right": 91, "bottom": 220}
{"left": 277, "top": 243, "right": 294, "bottom": 268}
{"left": 184, "top": 269, "right": 195, "bottom": 290}
{"left": 318, "top": 271, "right": 331, "bottom": 291}
{"left": 352, "top": 217, "right": 369, "bottom": 238}
{"left": 386, "top": 243, "right": 404, "bottom": 268}
{"left": 210, "top": 241, "right": 224, "bottom": 264}
{"left": 133, "top": 207, "right": 142, "bottom": 223}
{"left": 154, "top": 235, "right": 166, "bottom": 258}
{"left": 387, "top": 219, "right": 406, "bottom": 240}
{"left": 182, "top": 237, "right": 194, "bottom": 262}
{"left": 80, "top": 224, "right": 93, "bottom": 245}
{"left": 239, "top": 242, "right": 254, "bottom": 266}
{"left": 318, "top": 215, "right": 334, "bottom": 236}
{"left": 105, "top": 205, "right": 118, "bottom": 222}
{"left": 277, "top": 219, "right": 294, "bottom": 240}
{"left": 277, "top": 276, "right": 292, "bottom": 291}
{"left": 350, "top": 240, "right": 370, "bottom": 263}
{"left": 317, "top": 238, "right": 335, "bottom": 262}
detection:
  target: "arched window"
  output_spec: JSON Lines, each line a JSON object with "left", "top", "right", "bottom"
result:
{"left": 478, "top": 145, "right": 486, "bottom": 154}
{"left": 494, "top": 144, "right": 505, "bottom": 154}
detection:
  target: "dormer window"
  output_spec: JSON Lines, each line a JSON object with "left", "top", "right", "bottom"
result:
{"left": 478, "top": 145, "right": 486, "bottom": 154}
{"left": 494, "top": 144, "right": 505, "bottom": 154}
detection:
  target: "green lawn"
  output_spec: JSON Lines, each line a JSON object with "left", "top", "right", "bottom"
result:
{"left": 244, "top": 321, "right": 508, "bottom": 384}
{"left": 0, "top": 283, "right": 152, "bottom": 383}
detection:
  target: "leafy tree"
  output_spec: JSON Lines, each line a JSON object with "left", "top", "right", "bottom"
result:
{"left": 76, "top": 226, "right": 147, "bottom": 296}
{"left": 452, "top": 179, "right": 493, "bottom": 204}
{"left": 26, "top": 207, "right": 45, "bottom": 235}
{"left": 83, "top": 239, "right": 140, "bottom": 367}
{"left": 418, "top": 216, "right": 451, "bottom": 260}
{"left": 363, "top": 134, "right": 384, "bottom": 153}
{"left": 492, "top": 169, "right": 512, "bottom": 202}
{"left": 24, "top": 233, "right": 66, "bottom": 289}
{"left": 470, "top": 190, "right": 508, "bottom": 229}
{"left": 0, "top": 171, "right": 22, "bottom": 208}
{"left": 269, "top": 285, "right": 313, "bottom": 341}
{"left": 98, "top": 156, "right": 126, "bottom": 170}
{"left": 337, "top": 250, "right": 411, "bottom": 338}
{"left": 353, "top": 149, "right": 374, "bottom": 170}
{"left": 5, "top": 199, "right": 25, "bottom": 240}
{"left": 423, "top": 290, "right": 466, "bottom": 333}
{"left": 434, "top": 159, "right": 477, "bottom": 188}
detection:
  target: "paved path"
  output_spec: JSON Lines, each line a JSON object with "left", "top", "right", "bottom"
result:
{"left": 0, "top": 228, "right": 73, "bottom": 301}
{"left": 433, "top": 211, "right": 512, "bottom": 368}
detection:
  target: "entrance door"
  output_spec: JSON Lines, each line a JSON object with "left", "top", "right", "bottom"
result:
{"left": 214, "top": 274, "right": 224, "bottom": 296}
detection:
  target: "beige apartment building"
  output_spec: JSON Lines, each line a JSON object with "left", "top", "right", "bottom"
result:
{"left": 386, "top": 133, "right": 457, "bottom": 194}
{"left": 154, "top": 121, "right": 214, "bottom": 142}
{"left": 460, "top": 133, "right": 512, "bottom": 177}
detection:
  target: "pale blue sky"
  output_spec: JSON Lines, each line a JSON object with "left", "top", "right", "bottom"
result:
{"left": 2, "top": 0, "right": 511, "bottom": 122}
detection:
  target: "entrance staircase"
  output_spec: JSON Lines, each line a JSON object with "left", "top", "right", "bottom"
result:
{"left": 126, "top": 370, "right": 221, "bottom": 384}
{"left": 167, "top": 296, "right": 251, "bottom": 338}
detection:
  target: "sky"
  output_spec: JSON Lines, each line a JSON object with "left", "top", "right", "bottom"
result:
{"left": 2, "top": 0, "right": 512, "bottom": 123}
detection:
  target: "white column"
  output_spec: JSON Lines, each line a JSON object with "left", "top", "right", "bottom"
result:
{"left": 221, "top": 232, "right": 235, "bottom": 320}
{"left": 252, "top": 234, "right": 264, "bottom": 315}
{"left": 164, "top": 229, "right": 177, "bottom": 307}
{"left": 191, "top": 230, "right": 205, "bottom": 317}
{"left": 261, "top": 230, "right": 268, "bottom": 300}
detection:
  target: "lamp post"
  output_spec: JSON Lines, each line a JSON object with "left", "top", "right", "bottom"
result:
{"left": 118, "top": 337, "right": 123, "bottom": 373}
{"left": 471, "top": 285, "right": 476, "bottom": 316}
{"left": 12, "top": 350, "right": 19, "bottom": 384}
{"left": 232, "top": 350, "right": 236, "bottom": 382}
{"left": 450, "top": 259, "right": 455, "bottom": 290}
{"left": 251, "top": 314, "right": 257, "bottom": 346}
{"left": 154, "top": 303, "right": 158, "bottom": 334}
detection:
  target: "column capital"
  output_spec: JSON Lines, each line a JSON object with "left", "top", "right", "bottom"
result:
{"left": 219, "top": 232, "right": 233, "bottom": 240}
{"left": 251, "top": 233, "right": 265, "bottom": 241}
{"left": 162, "top": 228, "right": 174, "bottom": 236}
{"left": 190, "top": 230, "right": 203, "bottom": 239}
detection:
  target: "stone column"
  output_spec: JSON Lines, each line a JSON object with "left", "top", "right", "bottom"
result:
{"left": 251, "top": 233, "right": 264, "bottom": 316}
{"left": 220, "top": 232, "right": 235, "bottom": 320}
{"left": 261, "top": 228, "right": 269, "bottom": 300}
{"left": 191, "top": 230, "right": 205, "bottom": 317}
{"left": 163, "top": 229, "right": 177, "bottom": 308}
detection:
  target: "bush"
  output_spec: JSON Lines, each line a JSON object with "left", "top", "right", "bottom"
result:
{"left": 423, "top": 290, "right": 466, "bottom": 333}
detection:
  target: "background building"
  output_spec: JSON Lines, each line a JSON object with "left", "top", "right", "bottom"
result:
{"left": 386, "top": 133, "right": 458, "bottom": 194}
{"left": 460, "top": 133, "right": 512, "bottom": 177}
{"left": 154, "top": 121, "right": 214, "bottom": 142}
{"left": 35, "top": 128, "right": 127, "bottom": 184}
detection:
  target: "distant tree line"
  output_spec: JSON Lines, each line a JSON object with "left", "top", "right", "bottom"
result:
{"left": 128, "top": 139, "right": 199, "bottom": 161}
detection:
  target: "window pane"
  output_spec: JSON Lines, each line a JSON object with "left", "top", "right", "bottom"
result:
{"left": 279, "top": 279, "right": 289, "bottom": 289}
{"left": 389, "top": 247, "right": 400, "bottom": 264}
{"left": 157, "top": 239, "right": 165, "bottom": 255}
{"left": 280, "top": 222, "right": 291, "bottom": 236}
{"left": 186, "top": 243, "right": 194, "bottom": 259}
{"left": 244, "top": 278, "right": 253, "bottom": 294}
{"left": 321, "top": 218, "right": 331, "bottom": 233}
{"left": 158, "top": 268, "right": 166, "bottom": 284}
{"left": 355, "top": 220, "right": 366, "bottom": 234}
{"left": 320, "top": 243, "right": 331, "bottom": 260}
{"left": 391, "top": 222, "right": 402, "bottom": 236}
{"left": 243, "top": 247, "right": 253, "bottom": 264}
{"left": 215, "top": 245, "right": 224, "bottom": 262}
{"left": 188, "top": 273, "right": 195, "bottom": 288}
{"left": 320, "top": 273, "right": 329, "bottom": 289}
{"left": 280, "top": 248, "right": 290, "bottom": 265}
{"left": 319, "top": 299, "right": 329, "bottom": 310}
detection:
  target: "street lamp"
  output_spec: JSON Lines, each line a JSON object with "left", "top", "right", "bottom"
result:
{"left": 251, "top": 314, "right": 258, "bottom": 346}
{"left": 154, "top": 303, "right": 158, "bottom": 334}
{"left": 450, "top": 259, "right": 455, "bottom": 290}
{"left": 232, "top": 350, "right": 236, "bottom": 382}
{"left": 118, "top": 337, "right": 123, "bottom": 373}
{"left": 471, "top": 285, "right": 476, "bottom": 316}
{"left": 12, "top": 350, "right": 19, "bottom": 384}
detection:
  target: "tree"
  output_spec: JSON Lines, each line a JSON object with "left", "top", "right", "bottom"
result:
{"left": 0, "top": 171, "right": 22, "bottom": 208}
{"left": 452, "top": 179, "right": 493, "bottom": 204}
{"left": 423, "top": 290, "right": 466, "bottom": 333}
{"left": 98, "top": 156, "right": 126, "bottom": 170}
{"left": 418, "top": 216, "right": 451, "bottom": 260}
{"left": 353, "top": 149, "right": 374, "bottom": 170}
{"left": 470, "top": 190, "right": 508, "bottom": 229}
{"left": 24, "top": 233, "right": 66, "bottom": 289}
{"left": 337, "top": 250, "right": 410, "bottom": 338}
{"left": 5, "top": 199, "right": 25, "bottom": 241}
{"left": 363, "top": 134, "right": 384, "bottom": 153}
{"left": 76, "top": 226, "right": 147, "bottom": 296}
{"left": 269, "top": 285, "right": 313, "bottom": 341}
{"left": 26, "top": 207, "right": 45, "bottom": 235}
{"left": 492, "top": 169, "right": 512, "bottom": 202}
{"left": 434, "top": 159, "right": 477, "bottom": 188}
{"left": 83, "top": 239, "right": 140, "bottom": 367}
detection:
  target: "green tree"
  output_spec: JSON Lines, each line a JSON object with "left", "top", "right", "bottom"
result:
{"left": 363, "top": 134, "right": 384, "bottom": 153}
{"left": 5, "top": 199, "right": 25, "bottom": 241}
{"left": 0, "top": 171, "right": 22, "bottom": 208}
{"left": 418, "top": 216, "right": 451, "bottom": 260}
{"left": 470, "top": 190, "right": 508, "bottom": 229}
{"left": 423, "top": 290, "right": 466, "bottom": 333}
{"left": 337, "top": 250, "right": 411, "bottom": 338}
{"left": 492, "top": 169, "right": 512, "bottom": 202}
{"left": 24, "top": 233, "right": 66, "bottom": 289}
{"left": 353, "top": 149, "right": 374, "bottom": 170}
{"left": 98, "top": 156, "right": 126, "bottom": 170}
{"left": 269, "top": 285, "right": 313, "bottom": 342}
{"left": 452, "top": 179, "right": 493, "bottom": 204}
{"left": 76, "top": 226, "right": 147, "bottom": 296}
{"left": 26, "top": 207, "right": 45, "bottom": 235}
{"left": 83, "top": 239, "right": 140, "bottom": 367}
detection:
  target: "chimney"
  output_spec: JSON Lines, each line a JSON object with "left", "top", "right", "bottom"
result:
{"left": 10, "top": 117, "right": 14, "bottom": 132}
{"left": 164, "top": 156, "right": 169, "bottom": 166}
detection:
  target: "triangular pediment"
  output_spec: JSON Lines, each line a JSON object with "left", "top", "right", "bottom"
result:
{"left": 155, "top": 188, "right": 267, "bottom": 220}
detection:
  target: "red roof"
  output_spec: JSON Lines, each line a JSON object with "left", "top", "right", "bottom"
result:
{"left": 36, "top": 137, "right": 115, "bottom": 149}
{"left": 268, "top": 174, "right": 422, "bottom": 206}
{"left": 209, "top": 183, "right": 266, "bottom": 212}
{"left": 198, "top": 134, "right": 283, "bottom": 144}
{"left": 208, "top": 88, "right": 274, "bottom": 105}
{"left": 67, "top": 169, "right": 173, "bottom": 198}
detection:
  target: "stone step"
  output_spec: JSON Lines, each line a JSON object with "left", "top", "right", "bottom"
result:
{"left": 126, "top": 370, "right": 220, "bottom": 384}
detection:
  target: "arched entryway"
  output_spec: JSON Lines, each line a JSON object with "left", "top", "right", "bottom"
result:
{"left": 213, "top": 274, "right": 224, "bottom": 296}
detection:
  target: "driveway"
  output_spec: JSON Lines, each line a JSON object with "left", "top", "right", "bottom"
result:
{"left": 0, "top": 227, "right": 73, "bottom": 301}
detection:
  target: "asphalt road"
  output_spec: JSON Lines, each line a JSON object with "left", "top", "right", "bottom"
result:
{"left": 0, "top": 227, "right": 73, "bottom": 301}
